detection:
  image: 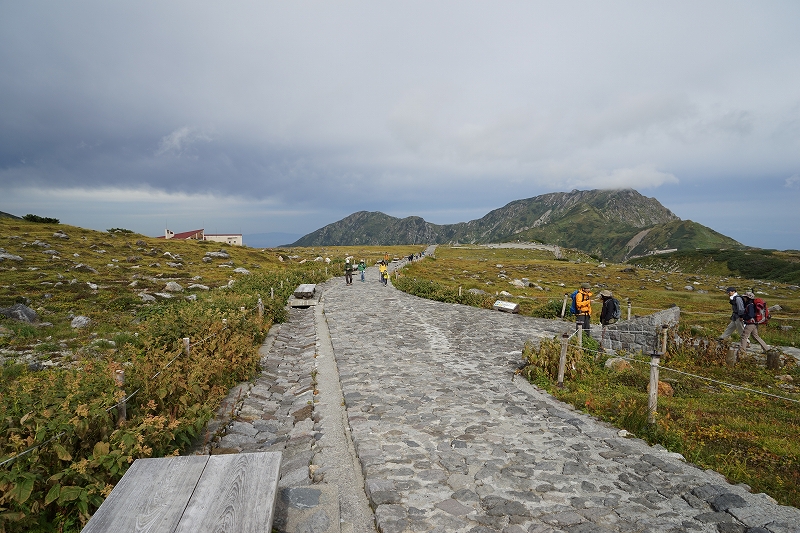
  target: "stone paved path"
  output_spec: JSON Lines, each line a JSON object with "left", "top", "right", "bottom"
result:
{"left": 199, "top": 260, "right": 800, "bottom": 533}
{"left": 316, "top": 268, "right": 800, "bottom": 533}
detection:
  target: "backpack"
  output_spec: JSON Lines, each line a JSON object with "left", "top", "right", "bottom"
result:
{"left": 754, "top": 298, "right": 770, "bottom": 324}
{"left": 610, "top": 298, "right": 621, "bottom": 320}
{"left": 569, "top": 290, "right": 579, "bottom": 315}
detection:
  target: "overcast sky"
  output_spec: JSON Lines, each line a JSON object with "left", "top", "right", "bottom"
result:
{"left": 1, "top": 2, "right": 799, "bottom": 249}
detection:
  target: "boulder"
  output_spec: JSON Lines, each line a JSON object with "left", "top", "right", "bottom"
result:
{"left": 604, "top": 357, "right": 632, "bottom": 372}
{"left": 0, "top": 304, "right": 39, "bottom": 323}
{"left": 205, "top": 251, "right": 230, "bottom": 259}
{"left": 467, "top": 288, "right": 487, "bottom": 295}
{"left": 648, "top": 380, "right": 674, "bottom": 397}
{"left": 164, "top": 282, "right": 183, "bottom": 292}
{"left": 188, "top": 284, "right": 210, "bottom": 291}
{"left": 71, "top": 316, "right": 91, "bottom": 328}
{"left": 233, "top": 267, "right": 251, "bottom": 274}
{"left": 139, "top": 293, "right": 156, "bottom": 302}
{"left": 86, "top": 282, "right": 98, "bottom": 290}
{"left": 73, "top": 263, "right": 98, "bottom": 274}
{"left": 0, "top": 251, "right": 24, "bottom": 261}
{"left": 53, "top": 231, "right": 69, "bottom": 239}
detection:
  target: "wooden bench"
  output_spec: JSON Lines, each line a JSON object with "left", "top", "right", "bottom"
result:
{"left": 82, "top": 452, "right": 281, "bottom": 533}
{"left": 288, "top": 284, "right": 319, "bottom": 307}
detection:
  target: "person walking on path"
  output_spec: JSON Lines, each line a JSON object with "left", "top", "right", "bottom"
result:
{"left": 719, "top": 286, "right": 746, "bottom": 341}
{"left": 378, "top": 261, "right": 388, "bottom": 286}
{"left": 599, "top": 289, "right": 617, "bottom": 326}
{"left": 740, "top": 291, "right": 770, "bottom": 354}
{"left": 575, "top": 282, "right": 592, "bottom": 331}
{"left": 357, "top": 259, "right": 366, "bottom": 282}
{"left": 344, "top": 259, "right": 353, "bottom": 285}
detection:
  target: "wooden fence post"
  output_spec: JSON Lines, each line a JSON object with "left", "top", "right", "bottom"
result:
{"left": 726, "top": 346, "right": 738, "bottom": 367}
{"left": 183, "top": 337, "right": 190, "bottom": 357}
{"left": 258, "top": 298, "right": 264, "bottom": 319}
{"left": 459, "top": 286, "right": 462, "bottom": 297}
{"left": 270, "top": 287, "right": 274, "bottom": 300}
{"left": 575, "top": 322, "right": 583, "bottom": 348}
{"left": 627, "top": 299, "right": 632, "bottom": 321}
{"left": 114, "top": 369, "right": 126, "bottom": 426}
{"left": 661, "top": 324, "right": 669, "bottom": 354}
{"left": 648, "top": 351, "right": 661, "bottom": 424}
{"left": 557, "top": 332, "right": 569, "bottom": 388}
{"left": 561, "top": 293, "right": 568, "bottom": 318}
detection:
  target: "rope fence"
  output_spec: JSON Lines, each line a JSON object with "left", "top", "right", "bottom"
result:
{"left": 545, "top": 323, "right": 800, "bottom": 427}
{"left": 0, "top": 297, "right": 271, "bottom": 469}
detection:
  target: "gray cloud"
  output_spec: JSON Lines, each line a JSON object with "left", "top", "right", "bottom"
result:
{"left": 1, "top": 1, "right": 799, "bottom": 248}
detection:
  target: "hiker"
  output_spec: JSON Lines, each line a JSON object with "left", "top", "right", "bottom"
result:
{"left": 599, "top": 290, "right": 617, "bottom": 326}
{"left": 358, "top": 259, "right": 366, "bottom": 282}
{"left": 344, "top": 259, "right": 353, "bottom": 285}
{"left": 718, "top": 286, "right": 745, "bottom": 341}
{"left": 379, "top": 261, "right": 388, "bottom": 286}
{"left": 575, "top": 282, "right": 592, "bottom": 331}
{"left": 740, "top": 291, "right": 770, "bottom": 353}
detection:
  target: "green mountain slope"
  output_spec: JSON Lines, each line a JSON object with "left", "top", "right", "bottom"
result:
{"left": 289, "top": 189, "right": 742, "bottom": 260}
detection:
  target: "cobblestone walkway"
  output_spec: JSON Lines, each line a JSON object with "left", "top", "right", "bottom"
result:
{"left": 319, "top": 270, "right": 800, "bottom": 533}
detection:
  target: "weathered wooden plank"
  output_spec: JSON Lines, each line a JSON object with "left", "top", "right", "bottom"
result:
{"left": 174, "top": 452, "right": 282, "bottom": 533}
{"left": 81, "top": 456, "right": 208, "bottom": 533}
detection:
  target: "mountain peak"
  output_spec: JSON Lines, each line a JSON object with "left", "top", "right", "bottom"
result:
{"left": 289, "top": 189, "right": 737, "bottom": 260}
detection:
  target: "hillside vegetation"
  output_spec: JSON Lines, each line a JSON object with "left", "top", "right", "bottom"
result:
{"left": 290, "top": 189, "right": 742, "bottom": 261}
{"left": 630, "top": 249, "right": 800, "bottom": 285}
{"left": 0, "top": 215, "right": 421, "bottom": 532}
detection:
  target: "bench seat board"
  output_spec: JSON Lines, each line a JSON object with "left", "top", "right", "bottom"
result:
{"left": 81, "top": 456, "right": 208, "bottom": 533}
{"left": 81, "top": 452, "right": 281, "bottom": 533}
{"left": 174, "top": 453, "right": 281, "bottom": 533}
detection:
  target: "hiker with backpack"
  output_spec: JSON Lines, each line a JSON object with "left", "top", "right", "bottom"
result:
{"left": 718, "top": 286, "right": 746, "bottom": 341}
{"left": 740, "top": 291, "right": 770, "bottom": 354}
{"left": 599, "top": 290, "right": 620, "bottom": 326}
{"left": 573, "top": 282, "right": 593, "bottom": 331}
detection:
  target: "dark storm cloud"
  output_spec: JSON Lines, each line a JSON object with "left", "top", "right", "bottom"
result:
{"left": 1, "top": 2, "right": 799, "bottom": 248}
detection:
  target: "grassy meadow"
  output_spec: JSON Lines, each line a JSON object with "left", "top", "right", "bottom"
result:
{"left": 0, "top": 215, "right": 422, "bottom": 532}
{"left": 396, "top": 245, "right": 800, "bottom": 507}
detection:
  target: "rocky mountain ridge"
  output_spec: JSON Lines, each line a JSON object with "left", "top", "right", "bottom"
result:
{"left": 289, "top": 189, "right": 742, "bottom": 262}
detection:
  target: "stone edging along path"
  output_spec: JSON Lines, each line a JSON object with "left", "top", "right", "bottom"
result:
{"left": 198, "top": 266, "right": 799, "bottom": 533}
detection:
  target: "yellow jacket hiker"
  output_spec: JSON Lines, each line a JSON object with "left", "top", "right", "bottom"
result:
{"left": 575, "top": 282, "right": 593, "bottom": 331}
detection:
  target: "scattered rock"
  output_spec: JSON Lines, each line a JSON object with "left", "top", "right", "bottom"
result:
{"left": 0, "top": 304, "right": 39, "bottom": 323}
{"left": 467, "top": 288, "right": 487, "bottom": 295}
{"left": 136, "top": 240, "right": 147, "bottom": 246}
{"left": 139, "top": 293, "right": 156, "bottom": 302}
{"left": 73, "top": 263, "right": 98, "bottom": 274}
{"left": 188, "top": 284, "right": 210, "bottom": 290}
{"left": 71, "top": 316, "right": 91, "bottom": 328}
{"left": 684, "top": 286, "right": 694, "bottom": 291}
{"left": 42, "top": 250, "right": 59, "bottom": 256}
{"left": 0, "top": 251, "right": 24, "bottom": 261}
{"left": 185, "top": 294, "right": 197, "bottom": 301}
{"left": 164, "top": 282, "right": 183, "bottom": 292}
{"left": 648, "top": 380, "right": 674, "bottom": 397}
{"left": 205, "top": 251, "right": 231, "bottom": 259}
{"left": 53, "top": 231, "right": 69, "bottom": 239}
{"left": 233, "top": 267, "right": 251, "bottom": 275}
{"left": 604, "top": 357, "right": 632, "bottom": 372}
{"left": 776, "top": 374, "right": 793, "bottom": 383}
{"left": 86, "top": 282, "right": 98, "bottom": 290}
